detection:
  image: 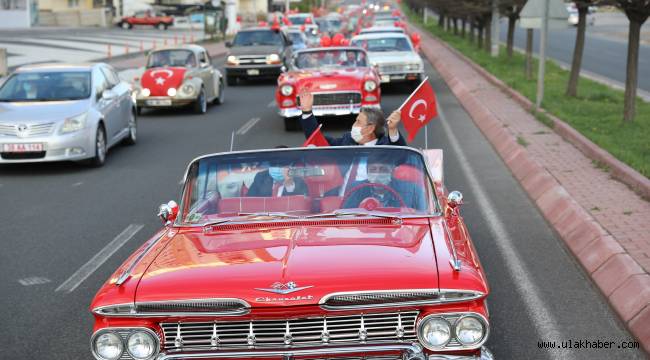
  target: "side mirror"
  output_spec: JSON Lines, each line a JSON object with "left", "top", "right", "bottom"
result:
{"left": 281, "top": 65, "right": 287, "bottom": 73}
{"left": 286, "top": 39, "right": 293, "bottom": 46}
{"left": 447, "top": 191, "right": 463, "bottom": 209}
{"left": 225, "top": 41, "right": 232, "bottom": 48}
{"left": 101, "top": 89, "right": 118, "bottom": 101}
{"left": 157, "top": 200, "right": 179, "bottom": 225}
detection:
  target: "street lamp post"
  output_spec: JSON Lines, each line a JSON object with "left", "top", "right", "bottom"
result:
{"left": 536, "top": 0, "right": 549, "bottom": 108}
{"left": 491, "top": 0, "right": 499, "bottom": 57}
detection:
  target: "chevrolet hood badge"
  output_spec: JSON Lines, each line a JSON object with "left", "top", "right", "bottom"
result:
{"left": 255, "top": 282, "right": 314, "bottom": 295}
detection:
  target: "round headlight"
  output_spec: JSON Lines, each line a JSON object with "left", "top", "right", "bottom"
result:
{"left": 167, "top": 87, "right": 177, "bottom": 97}
{"left": 455, "top": 316, "right": 485, "bottom": 346}
{"left": 268, "top": 53, "right": 280, "bottom": 62}
{"left": 280, "top": 84, "right": 294, "bottom": 96}
{"left": 93, "top": 332, "right": 123, "bottom": 360}
{"left": 127, "top": 331, "right": 157, "bottom": 359}
{"left": 181, "top": 83, "right": 196, "bottom": 95}
{"left": 141, "top": 88, "right": 151, "bottom": 97}
{"left": 227, "top": 55, "right": 238, "bottom": 64}
{"left": 364, "top": 80, "right": 377, "bottom": 92}
{"left": 418, "top": 316, "right": 451, "bottom": 349}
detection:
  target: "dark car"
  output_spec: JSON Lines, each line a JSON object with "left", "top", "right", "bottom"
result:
{"left": 224, "top": 27, "right": 293, "bottom": 85}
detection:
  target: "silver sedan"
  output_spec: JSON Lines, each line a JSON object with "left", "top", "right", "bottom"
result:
{"left": 0, "top": 63, "right": 136, "bottom": 166}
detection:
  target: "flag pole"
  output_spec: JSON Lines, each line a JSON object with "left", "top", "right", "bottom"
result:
{"left": 424, "top": 125, "right": 428, "bottom": 149}
{"left": 398, "top": 76, "right": 429, "bottom": 111}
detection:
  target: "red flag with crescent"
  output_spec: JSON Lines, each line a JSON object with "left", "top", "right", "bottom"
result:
{"left": 399, "top": 77, "right": 437, "bottom": 142}
{"left": 303, "top": 124, "right": 329, "bottom": 147}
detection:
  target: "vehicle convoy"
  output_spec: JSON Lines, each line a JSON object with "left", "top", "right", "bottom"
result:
{"left": 225, "top": 27, "right": 294, "bottom": 85}
{"left": 276, "top": 47, "right": 381, "bottom": 131}
{"left": 0, "top": 63, "right": 136, "bottom": 166}
{"left": 133, "top": 45, "right": 225, "bottom": 114}
{"left": 119, "top": 10, "right": 174, "bottom": 30}
{"left": 351, "top": 33, "right": 424, "bottom": 88}
{"left": 89, "top": 146, "right": 492, "bottom": 360}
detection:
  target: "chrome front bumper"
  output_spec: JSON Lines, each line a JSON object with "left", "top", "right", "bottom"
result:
{"left": 279, "top": 103, "right": 381, "bottom": 118}
{"left": 136, "top": 96, "right": 195, "bottom": 107}
{"left": 155, "top": 344, "right": 494, "bottom": 360}
{"left": 0, "top": 128, "right": 95, "bottom": 163}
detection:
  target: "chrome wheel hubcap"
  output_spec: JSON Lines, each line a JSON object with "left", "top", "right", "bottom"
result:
{"left": 97, "top": 129, "right": 106, "bottom": 162}
{"left": 129, "top": 115, "right": 137, "bottom": 141}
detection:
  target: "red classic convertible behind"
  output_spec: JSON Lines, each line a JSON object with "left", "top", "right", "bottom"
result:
{"left": 276, "top": 47, "right": 381, "bottom": 131}
{"left": 89, "top": 146, "right": 493, "bottom": 360}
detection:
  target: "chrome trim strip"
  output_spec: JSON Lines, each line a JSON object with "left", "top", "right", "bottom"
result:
{"left": 115, "top": 231, "right": 168, "bottom": 286}
{"left": 416, "top": 312, "right": 489, "bottom": 352}
{"left": 154, "top": 343, "right": 425, "bottom": 360}
{"left": 427, "top": 347, "right": 493, "bottom": 360}
{"left": 442, "top": 221, "right": 462, "bottom": 272}
{"left": 91, "top": 327, "right": 160, "bottom": 360}
{"left": 93, "top": 298, "right": 251, "bottom": 317}
{"left": 319, "top": 289, "right": 485, "bottom": 310}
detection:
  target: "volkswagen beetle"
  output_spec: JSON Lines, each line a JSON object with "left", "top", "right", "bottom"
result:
{"left": 89, "top": 146, "right": 493, "bottom": 360}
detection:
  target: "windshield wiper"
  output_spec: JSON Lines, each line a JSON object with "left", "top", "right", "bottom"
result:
{"left": 202, "top": 212, "right": 300, "bottom": 230}
{"left": 305, "top": 210, "right": 402, "bottom": 221}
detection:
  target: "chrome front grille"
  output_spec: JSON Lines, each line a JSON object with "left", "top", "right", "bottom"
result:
{"left": 298, "top": 92, "right": 362, "bottom": 107}
{"left": 160, "top": 311, "right": 418, "bottom": 351}
{"left": 238, "top": 55, "right": 268, "bottom": 64}
{"left": 321, "top": 290, "right": 439, "bottom": 310}
{"left": 0, "top": 122, "right": 55, "bottom": 137}
{"left": 379, "top": 64, "right": 407, "bottom": 73}
{"left": 136, "top": 299, "right": 249, "bottom": 315}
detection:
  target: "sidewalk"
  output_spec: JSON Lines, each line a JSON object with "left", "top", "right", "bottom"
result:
{"left": 412, "top": 23, "right": 650, "bottom": 353}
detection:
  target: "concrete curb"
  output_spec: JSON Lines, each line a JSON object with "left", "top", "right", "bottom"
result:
{"left": 422, "top": 27, "right": 650, "bottom": 200}
{"left": 411, "top": 22, "right": 650, "bottom": 353}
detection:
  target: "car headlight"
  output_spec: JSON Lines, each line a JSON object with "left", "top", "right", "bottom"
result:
{"left": 60, "top": 113, "right": 87, "bottom": 134}
{"left": 455, "top": 316, "right": 485, "bottom": 346}
{"left": 227, "top": 55, "right": 239, "bottom": 65}
{"left": 406, "top": 63, "right": 421, "bottom": 71}
{"left": 364, "top": 80, "right": 377, "bottom": 92}
{"left": 280, "top": 84, "right": 293, "bottom": 96}
{"left": 417, "top": 316, "right": 451, "bottom": 349}
{"left": 167, "top": 87, "right": 177, "bottom": 97}
{"left": 93, "top": 332, "right": 123, "bottom": 360}
{"left": 181, "top": 83, "right": 196, "bottom": 96}
{"left": 141, "top": 88, "right": 151, "bottom": 97}
{"left": 127, "top": 331, "right": 157, "bottom": 359}
{"left": 267, "top": 53, "right": 281, "bottom": 64}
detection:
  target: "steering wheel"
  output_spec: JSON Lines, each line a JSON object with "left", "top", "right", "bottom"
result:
{"left": 341, "top": 182, "right": 407, "bottom": 210}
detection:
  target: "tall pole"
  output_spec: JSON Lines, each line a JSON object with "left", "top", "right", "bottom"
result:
{"left": 536, "top": 0, "right": 549, "bottom": 108}
{"left": 285, "top": 0, "right": 290, "bottom": 14}
{"left": 490, "top": 0, "right": 499, "bottom": 57}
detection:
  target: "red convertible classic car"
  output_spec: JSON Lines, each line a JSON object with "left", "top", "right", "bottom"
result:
{"left": 89, "top": 146, "right": 493, "bottom": 360}
{"left": 276, "top": 47, "right": 381, "bottom": 131}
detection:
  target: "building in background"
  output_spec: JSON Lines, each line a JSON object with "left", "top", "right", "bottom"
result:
{"left": 0, "top": 0, "right": 36, "bottom": 28}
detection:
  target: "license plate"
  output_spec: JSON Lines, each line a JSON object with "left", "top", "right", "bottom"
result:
{"left": 247, "top": 69, "right": 260, "bottom": 76}
{"left": 391, "top": 74, "right": 406, "bottom": 80}
{"left": 380, "top": 75, "right": 390, "bottom": 83}
{"left": 146, "top": 99, "right": 172, "bottom": 106}
{"left": 2, "top": 143, "right": 43, "bottom": 152}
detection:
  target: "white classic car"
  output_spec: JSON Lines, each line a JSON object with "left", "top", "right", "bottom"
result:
{"left": 351, "top": 32, "right": 424, "bottom": 88}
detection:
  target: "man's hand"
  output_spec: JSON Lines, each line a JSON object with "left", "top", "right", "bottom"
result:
{"left": 386, "top": 110, "right": 401, "bottom": 137}
{"left": 299, "top": 87, "right": 313, "bottom": 113}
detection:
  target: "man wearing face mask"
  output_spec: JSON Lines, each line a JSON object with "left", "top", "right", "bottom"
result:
{"left": 247, "top": 161, "right": 309, "bottom": 197}
{"left": 341, "top": 154, "right": 426, "bottom": 210}
{"left": 298, "top": 87, "right": 405, "bottom": 146}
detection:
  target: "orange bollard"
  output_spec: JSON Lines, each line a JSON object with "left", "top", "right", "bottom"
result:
{"left": 190, "top": 34, "right": 194, "bottom": 43}
{"left": 107, "top": 44, "right": 112, "bottom": 59}
{"left": 182, "top": 35, "right": 186, "bottom": 44}
{"left": 163, "top": 38, "right": 168, "bottom": 46}
{"left": 152, "top": 40, "right": 156, "bottom": 49}
{"left": 124, "top": 42, "right": 129, "bottom": 54}
{"left": 174, "top": 35, "right": 178, "bottom": 45}
{"left": 140, "top": 40, "right": 144, "bottom": 52}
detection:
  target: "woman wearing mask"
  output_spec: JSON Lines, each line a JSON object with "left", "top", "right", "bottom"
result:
{"left": 247, "top": 161, "right": 309, "bottom": 197}
{"left": 297, "top": 87, "right": 405, "bottom": 146}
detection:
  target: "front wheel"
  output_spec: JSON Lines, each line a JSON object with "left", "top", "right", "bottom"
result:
{"left": 214, "top": 79, "right": 225, "bottom": 105}
{"left": 157, "top": 23, "right": 168, "bottom": 30}
{"left": 121, "top": 22, "right": 132, "bottom": 29}
{"left": 193, "top": 89, "right": 207, "bottom": 114}
{"left": 284, "top": 117, "right": 299, "bottom": 131}
{"left": 123, "top": 111, "right": 137, "bottom": 145}
{"left": 87, "top": 125, "right": 107, "bottom": 167}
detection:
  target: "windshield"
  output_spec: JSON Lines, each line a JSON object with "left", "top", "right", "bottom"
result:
{"left": 179, "top": 147, "right": 435, "bottom": 225}
{"left": 295, "top": 49, "right": 367, "bottom": 69}
{"left": 288, "top": 15, "right": 310, "bottom": 25}
{"left": 147, "top": 50, "right": 197, "bottom": 68}
{"left": 233, "top": 30, "right": 283, "bottom": 46}
{"left": 351, "top": 37, "right": 412, "bottom": 52}
{"left": 287, "top": 32, "right": 305, "bottom": 44}
{"left": 0, "top": 71, "right": 91, "bottom": 102}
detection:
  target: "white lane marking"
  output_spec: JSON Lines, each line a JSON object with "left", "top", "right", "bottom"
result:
{"left": 72, "top": 182, "right": 83, "bottom": 187}
{"left": 437, "top": 103, "right": 570, "bottom": 358}
{"left": 236, "top": 117, "right": 261, "bottom": 135}
{"left": 267, "top": 100, "right": 275, "bottom": 108}
{"left": 18, "top": 277, "right": 51, "bottom": 286}
{"left": 55, "top": 224, "right": 144, "bottom": 293}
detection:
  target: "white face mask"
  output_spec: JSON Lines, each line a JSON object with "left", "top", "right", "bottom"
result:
{"left": 351, "top": 126, "right": 364, "bottom": 143}
{"left": 368, "top": 172, "right": 392, "bottom": 185}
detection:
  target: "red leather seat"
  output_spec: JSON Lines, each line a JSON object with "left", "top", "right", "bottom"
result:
{"left": 218, "top": 195, "right": 311, "bottom": 214}
{"left": 393, "top": 164, "right": 423, "bottom": 184}
{"left": 303, "top": 163, "right": 344, "bottom": 197}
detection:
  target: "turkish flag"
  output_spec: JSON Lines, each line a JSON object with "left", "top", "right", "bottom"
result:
{"left": 303, "top": 125, "right": 330, "bottom": 147}
{"left": 399, "top": 78, "right": 437, "bottom": 142}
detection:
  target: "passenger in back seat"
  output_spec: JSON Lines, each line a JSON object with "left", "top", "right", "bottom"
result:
{"left": 248, "top": 160, "right": 308, "bottom": 197}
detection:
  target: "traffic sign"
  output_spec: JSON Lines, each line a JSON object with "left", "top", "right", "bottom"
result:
{"left": 520, "top": 0, "right": 569, "bottom": 29}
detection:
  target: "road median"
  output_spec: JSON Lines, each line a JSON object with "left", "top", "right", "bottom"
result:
{"left": 409, "top": 19, "right": 650, "bottom": 355}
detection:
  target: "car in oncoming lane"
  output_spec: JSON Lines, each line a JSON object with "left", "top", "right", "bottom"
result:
{"left": 133, "top": 45, "right": 225, "bottom": 115}
{"left": 88, "top": 145, "right": 493, "bottom": 360}
{"left": 276, "top": 46, "right": 381, "bottom": 131}
{"left": 0, "top": 63, "right": 136, "bottom": 166}
{"left": 351, "top": 32, "right": 424, "bottom": 89}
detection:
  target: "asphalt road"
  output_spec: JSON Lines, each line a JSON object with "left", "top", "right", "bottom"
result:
{"left": 499, "top": 20, "right": 650, "bottom": 93}
{"left": 0, "top": 54, "right": 647, "bottom": 360}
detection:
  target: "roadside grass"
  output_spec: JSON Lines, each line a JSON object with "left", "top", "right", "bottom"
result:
{"left": 406, "top": 10, "right": 650, "bottom": 178}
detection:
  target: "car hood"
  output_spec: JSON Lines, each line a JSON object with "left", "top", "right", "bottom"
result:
{"left": 134, "top": 220, "right": 438, "bottom": 307}
{"left": 229, "top": 45, "right": 283, "bottom": 56}
{"left": 283, "top": 68, "right": 372, "bottom": 90}
{"left": 0, "top": 99, "right": 89, "bottom": 124}
{"left": 368, "top": 51, "right": 421, "bottom": 65}
{"left": 141, "top": 67, "right": 186, "bottom": 96}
